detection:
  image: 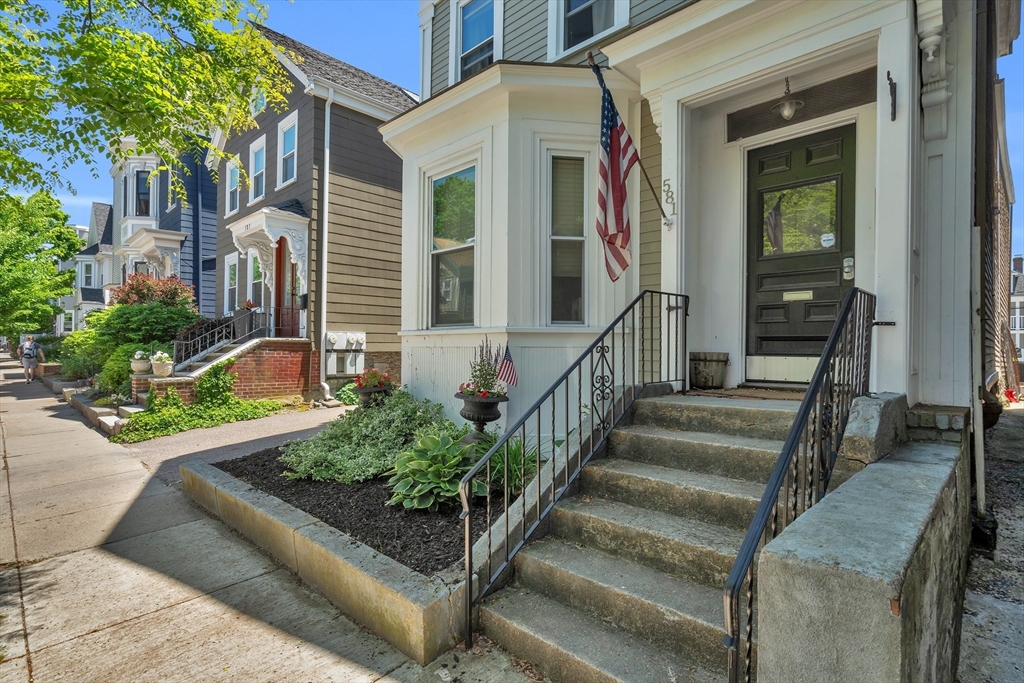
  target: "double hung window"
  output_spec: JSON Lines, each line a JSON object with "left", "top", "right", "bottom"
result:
{"left": 227, "top": 163, "right": 239, "bottom": 215}
{"left": 225, "top": 254, "right": 238, "bottom": 313}
{"left": 122, "top": 176, "right": 128, "bottom": 217}
{"left": 136, "top": 171, "right": 151, "bottom": 216}
{"left": 550, "top": 157, "right": 585, "bottom": 323}
{"left": 278, "top": 113, "right": 298, "bottom": 188}
{"left": 460, "top": 0, "right": 494, "bottom": 80}
{"left": 250, "top": 137, "right": 266, "bottom": 204}
{"left": 431, "top": 167, "right": 476, "bottom": 327}
{"left": 82, "top": 263, "right": 94, "bottom": 288}
{"left": 249, "top": 253, "right": 263, "bottom": 308}
{"left": 564, "top": 0, "right": 614, "bottom": 49}
{"left": 63, "top": 312, "right": 73, "bottom": 333}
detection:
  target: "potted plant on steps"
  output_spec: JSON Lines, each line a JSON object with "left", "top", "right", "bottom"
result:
{"left": 352, "top": 367, "right": 394, "bottom": 407}
{"left": 130, "top": 350, "right": 151, "bottom": 375}
{"left": 150, "top": 350, "right": 174, "bottom": 378}
{"left": 456, "top": 338, "right": 509, "bottom": 440}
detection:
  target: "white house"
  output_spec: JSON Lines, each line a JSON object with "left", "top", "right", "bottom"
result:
{"left": 382, "top": 0, "right": 1020, "bottom": 425}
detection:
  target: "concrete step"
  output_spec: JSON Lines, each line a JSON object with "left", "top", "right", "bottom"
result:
{"left": 136, "top": 392, "right": 149, "bottom": 406}
{"left": 633, "top": 395, "right": 798, "bottom": 441}
{"left": 118, "top": 405, "right": 145, "bottom": 419}
{"left": 204, "top": 353, "right": 226, "bottom": 361}
{"left": 610, "top": 425, "right": 784, "bottom": 484}
{"left": 97, "top": 415, "right": 127, "bottom": 436}
{"left": 220, "top": 344, "right": 241, "bottom": 352}
{"left": 551, "top": 497, "right": 743, "bottom": 589}
{"left": 480, "top": 587, "right": 718, "bottom": 683}
{"left": 582, "top": 459, "right": 763, "bottom": 530}
{"left": 516, "top": 537, "right": 737, "bottom": 673}
{"left": 187, "top": 363, "right": 206, "bottom": 372}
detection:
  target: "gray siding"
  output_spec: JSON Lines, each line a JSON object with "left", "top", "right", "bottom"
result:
{"left": 630, "top": 0, "right": 684, "bottom": 26}
{"left": 311, "top": 100, "right": 403, "bottom": 354}
{"left": 504, "top": 0, "right": 547, "bottom": 62}
{"left": 216, "top": 71, "right": 316, "bottom": 317}
{"left": 431, "top": 0, "right": 451, "bottom": 97}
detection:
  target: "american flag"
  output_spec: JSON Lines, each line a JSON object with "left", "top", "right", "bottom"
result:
{"left": 593, "top": 62, "right": 639, "bottom": 282}
{"left": 497, "top": 346, "right": 518, "bottom": 387}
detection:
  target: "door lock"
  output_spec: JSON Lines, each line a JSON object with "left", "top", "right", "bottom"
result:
{"left": 843, "top": 257, "right": 855, "bottom": 281}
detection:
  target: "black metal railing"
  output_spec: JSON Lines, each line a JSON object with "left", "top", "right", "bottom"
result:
{"left": 458, "top": 290, "right": 689, "bottom": 647}
{"left": 172, "top": 307, "right": 302, "bottom": 368}
{"left": 723, "top": 287, "right": 876, "bottom": 683}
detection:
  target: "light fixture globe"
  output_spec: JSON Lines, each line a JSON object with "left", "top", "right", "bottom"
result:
{"left": 771, "top": 77, "right": 804, "bottom": 121}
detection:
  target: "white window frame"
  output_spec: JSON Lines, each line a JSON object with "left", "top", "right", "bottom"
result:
{"left": 225, "top": 161, "right": 240, "bottom": 217}
{"left": 248, "top": 135, "right": 267, "bottom": 206}
{"left": 448, "top": 0, "right": 503, "bottom": 85}
{"left": 547, "top": 0, "right": 628, "bottom": 61}
{"left": 135, "top": 169, "right": 155, "bottom": 217}
{"left": 276, "top": 111, "right": 299, "bottom": 191}
{"left": 419, "top": 3, "right": 435, "bottom": 99}
{"left": 426, "top": 157, "right": 481, "bottom": 329}
{"left": 247, "top": 249, "right": 264, "bottom": 310}
{"left": 547, "top": 152, "right": 588, "bottom": 326}
{"left": 252, "top": 89, "right": 266, "bottom": 116}
{"left": 224, "top": 253, "right": 239, "bottom": 314}
{"left": 82, "top": 262, "right": 94, "bottom": 288}
{"left": 63, "top": 310, "right": 74, "bottom": 333}
{"left": 166, "top": 169, "right": 177, "bottom": 213}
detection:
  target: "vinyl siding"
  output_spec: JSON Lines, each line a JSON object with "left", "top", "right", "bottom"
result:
{"left": 503, "top": 0, "right": 547, "bottom": 62}
{"left": 312, "top": 100, "right": 403, "bottom": 354}
{"left": 638, "top": 100, "right": 662, "bottom": 293}
{"left": 629, "top": 0, "right": 684, "bottom": 26}
{"left": 431, "top": 0, "right": 451, "bottom": 97}
{"left": 216, "top": 71, "right": 315, "bottom": 318}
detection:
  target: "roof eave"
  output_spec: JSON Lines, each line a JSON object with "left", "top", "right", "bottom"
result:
{"left": 304, "top": 76, "right": 407, "bottom": 122}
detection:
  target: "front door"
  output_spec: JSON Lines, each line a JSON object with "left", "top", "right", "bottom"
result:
{"left": 274, "top": 237, "right": 301, "bottom": 338}
{"left": 745, "top": 124, "right": 856, "bottom": 383}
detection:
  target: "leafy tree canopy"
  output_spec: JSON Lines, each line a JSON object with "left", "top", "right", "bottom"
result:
{"left": 0, "top": 0, "right": 294, "bottom": 195}
{"left": 0, "top": 189, "right": 82, "bottom": 338}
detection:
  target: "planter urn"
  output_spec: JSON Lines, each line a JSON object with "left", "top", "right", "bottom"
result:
{"left": 353, "top": 384, "right": 394, "bottom": 408}
{"left": 456, "top": 392, "right": 509, "bottom": 436}
{"left": 130, "top": 359, "right": 151, "bottom": 375}
{"left": 151, "top": 361, "right": 174, "bottom": 378}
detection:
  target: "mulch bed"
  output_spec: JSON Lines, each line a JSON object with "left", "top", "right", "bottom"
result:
{"left": 215, "top": 446, "right": 505, "bottom": 577}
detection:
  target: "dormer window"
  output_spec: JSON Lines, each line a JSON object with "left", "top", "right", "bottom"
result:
{"left": 136, "top": 171, "right": 151, "bottom": 216}
{"left": 565, "top": 0, "right": 613, "bottom": 49}
{"left": 460, "top": 0, "right": 493, "bottom": 80}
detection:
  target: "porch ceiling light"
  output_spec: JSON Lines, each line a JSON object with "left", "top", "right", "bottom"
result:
{"left": 771, "top": 77, "right": 804, "bottom": 121}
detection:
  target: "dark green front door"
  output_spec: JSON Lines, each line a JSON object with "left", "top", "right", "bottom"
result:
{"left": 746, "top": 124, "right": 856, "bottom": 379}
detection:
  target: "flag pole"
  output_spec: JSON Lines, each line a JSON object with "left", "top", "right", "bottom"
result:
{"left": 587, "top": 51, "right": 672, "bottom": 227}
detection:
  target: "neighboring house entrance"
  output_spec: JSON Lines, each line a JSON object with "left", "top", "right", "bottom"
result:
{"left": 275, "top": 236, "right": 301, "bottom": 338}
{"left": 745, "top": 124, "right": 856, "bottom": 383}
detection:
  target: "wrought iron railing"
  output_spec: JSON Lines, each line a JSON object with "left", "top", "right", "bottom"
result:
{"left": 723, "top": 287, "right": 876, "bottom": 683}
{"left": 172, "top": 307, "right": 302, "bottom": 368}
{"left": 458, "top": 290, "right": 689, "bottom": 647}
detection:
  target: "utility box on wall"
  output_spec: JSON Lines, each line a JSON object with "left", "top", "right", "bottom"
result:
{"left": 324, "top": 331, "right": 365, "bottom": 377}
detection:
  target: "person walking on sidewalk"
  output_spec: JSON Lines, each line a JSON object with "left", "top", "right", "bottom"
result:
{"left": 16, "top": 335, "right": 45, "bottom": 383}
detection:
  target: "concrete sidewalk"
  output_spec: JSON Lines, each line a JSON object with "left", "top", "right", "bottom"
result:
{"left": 0, "top": 356, "right": 528, "bottom": 682}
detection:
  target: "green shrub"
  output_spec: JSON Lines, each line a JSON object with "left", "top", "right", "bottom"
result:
{"left": 96, "top": 303, "right": 198, "bottom": 348}
{"left": 475, "top": 430, "right": 539, "bottom": 495}
{"left": 335, "top": 382, "right": 359, "bottom": 406}
{"left": 97, "top": 342, "right": 171, "bottom": 393}
{"left": 59, "top": 328, "right": 105, "bottom": 379}
{"left": 280, "top": 390, "right": 451, "bottom": 483}
{"left": 34, "top": 334, "right": 63, "bottom": 361}
{"left": 111, "top": 387, "right": 281, "bottom": 444}
{"left": 109, "top": 273, "right": 196, "bottom": 309}
{"left": 386, "top": 435, "right": 486, "bottom": 512}
{"left": 194, "top": 360, "right": 236, "bottom": 405}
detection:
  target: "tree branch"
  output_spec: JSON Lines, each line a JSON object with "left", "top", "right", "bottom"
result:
{"left": 135, "top": 0, "right": 197, "bottom": 50}
{"left": 80, "top": 0, "right": 94, "bottom": 34}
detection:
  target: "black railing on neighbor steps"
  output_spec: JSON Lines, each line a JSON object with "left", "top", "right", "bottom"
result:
{"left": 723, "top": 287, "right": 876, "bottom": 683}
{"left": 172, "top": 307, "right": 301, "bottom": 367}
{"left": 459, "top": 290, "right": 689, "bottom": 648}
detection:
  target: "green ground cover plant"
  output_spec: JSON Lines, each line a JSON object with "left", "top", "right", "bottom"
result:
{"left": 386, "top": 435, "right": 486, "bottom": 512}
{"left": 111, "top": 361, "right": 280, "bottom": 443}
{"left": 280, "top": 390, "right": 453, "bottom": 483}
{"left": 97, "top": 342, "right": 172, "bottom": 395}
{"left": 335, "top": 382, "right": 359, "bottom": 406}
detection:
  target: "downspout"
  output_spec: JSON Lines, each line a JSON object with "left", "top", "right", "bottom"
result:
{"left": 194, "top": 155, "right": 203, "bottom": 309}
{"left": 318, "top": 87, "right": 336, "bottom": 398}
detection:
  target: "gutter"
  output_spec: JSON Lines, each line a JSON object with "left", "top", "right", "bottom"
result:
{"left": 318, "top": 87, "right": 336, "bottom": 399}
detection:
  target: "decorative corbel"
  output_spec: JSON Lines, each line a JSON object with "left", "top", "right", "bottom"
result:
{"left": 916, "top": 0, "right": 954, "bottom": 141}
{"left": 646, "top": 91, "right": 663, "bottom": 138}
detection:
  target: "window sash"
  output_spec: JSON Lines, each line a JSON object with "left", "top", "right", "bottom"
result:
{"left": 249, "top": 255, "right": 263, "bottom": 308}
{"left": 228, "top": 166, "right": 239, "bottom": 213}
{"left": 431, "top": 245, "right": 474, "bottom": 327}
{"left": 564, "top": 0, "right": 614, "bottom": 50}
{"left": 550, "top": 155, "right": 586, "bottom": 324}
{"left": 83, "top": 263, "right": 93, "bottom": 287}
{"left": 252, "top": 146, "right": 266, "bottom": 201}
{"left": 136, "top": 171, "right": 150, "bottom": 216}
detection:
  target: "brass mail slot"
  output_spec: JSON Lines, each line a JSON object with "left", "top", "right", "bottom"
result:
{"left": 782, "top": 290, "right": 814, "bottom": 302}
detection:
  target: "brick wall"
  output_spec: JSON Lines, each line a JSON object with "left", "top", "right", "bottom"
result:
{"left": 148, "top": 377, "right": 197, "bottom": 404}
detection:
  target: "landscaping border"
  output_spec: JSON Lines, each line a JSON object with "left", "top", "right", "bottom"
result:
{"left": 180, "top": 461, "right": 466, "bottom": 665}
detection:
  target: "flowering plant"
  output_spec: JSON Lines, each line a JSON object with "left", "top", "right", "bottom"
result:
{"left": 242, "top": 299, "right": 256, "bottom": 310}
{"left": 133, "top": 350, "right": 149, "bottom": 360}
{"left": 354, "top": 367, "right": 391, "bottom": 389}
{"left": 150, "top": 351, "right": 172, "bottom": 363}
{"left": 458, "top": 338, "right": 507, "bottom": 397}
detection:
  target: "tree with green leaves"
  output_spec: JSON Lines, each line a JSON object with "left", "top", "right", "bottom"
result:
{"left": 0, "top": 0, "right": 293, "bottom": 195}
{"left": 0, "top": 189, "right": 83, "bottom": 338}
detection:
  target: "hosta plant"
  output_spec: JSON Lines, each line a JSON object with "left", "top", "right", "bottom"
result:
{"left": 386, "top": 435, "right": 486, "bottom": 512}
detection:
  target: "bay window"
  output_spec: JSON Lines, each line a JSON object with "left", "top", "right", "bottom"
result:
{"left": 550, "top": 156, "right": 585, "bottom": 323}
{"left": 82, "top": 262, "right": 94, "bottom": 288}
{"left": 136, "top": 171, "right": 151, "bottom": 216}
{"left": 431, "top": 166, "right": 476, "bottom": 326}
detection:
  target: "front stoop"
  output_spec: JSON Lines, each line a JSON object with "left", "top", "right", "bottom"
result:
{"left": 478, "top": 395, "right": 809, "bottom": 682}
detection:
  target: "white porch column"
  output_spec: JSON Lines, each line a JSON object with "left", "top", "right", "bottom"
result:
{"left": 658, "top": 96, "right": 683, "bottom": 297}
{"left": 871, "top": 16, "right": 917, "bottom": 397}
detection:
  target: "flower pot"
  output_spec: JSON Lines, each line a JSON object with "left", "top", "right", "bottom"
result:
{"left": 130, "top": 359, "right": 151, "bottom": 375}
{"left": 353, "top": 384, "right": 394, "bottom": 408}
{"left": 456, "top": 392, "right": 509, "bottom": 433}
{"left": 151, "top": 361, "right": 174, "bottom": 378}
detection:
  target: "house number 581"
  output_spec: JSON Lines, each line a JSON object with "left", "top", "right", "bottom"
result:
{"left": 662, "top": 180, "right": 676, "bottom": 229}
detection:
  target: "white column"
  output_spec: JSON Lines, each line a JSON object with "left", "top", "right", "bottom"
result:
{"left": 871, "top": 17, "right": 916, "bottom": 397}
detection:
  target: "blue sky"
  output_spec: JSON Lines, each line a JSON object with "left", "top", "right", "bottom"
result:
{"left": 37, "top": 2, "right": 1024, "bottom": 260}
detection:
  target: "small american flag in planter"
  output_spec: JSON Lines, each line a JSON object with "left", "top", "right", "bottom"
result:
{"left": 497, "top": 347, "right": 518, "bottom": 387}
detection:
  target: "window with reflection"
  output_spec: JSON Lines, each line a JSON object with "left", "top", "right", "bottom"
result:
{"left": 551, "top": 156, "right": 585, "bottom": 323}
{"left": 461, "top": 0, "right": 493, "bottom": 80}
{"left": 431, "top": 167, "right": 475, "bottom": 326}
{"left": 761, "top": 178, "right": 838, "bottom": 256}
{"left": 135, "top": 171, "right": 150, "bottom": 216}
{"left": 565, "top": 0, "right": 614, "bottom": 50}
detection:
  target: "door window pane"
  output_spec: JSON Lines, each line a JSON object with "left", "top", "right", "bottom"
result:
{"left": 565, "top": 0, "right": 614, "bottom": 49}
{"left": 761, "top": 178, "right": 838, "bottom": 256}
{"left": 431, "top": 167, "right": 475, "bottom": 326}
